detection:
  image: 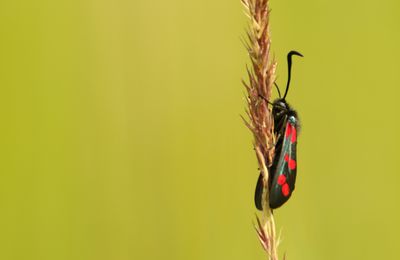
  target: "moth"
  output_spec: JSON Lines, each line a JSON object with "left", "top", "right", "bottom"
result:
{"left": 255, "top": 51, "right": 303, "bottom": 210}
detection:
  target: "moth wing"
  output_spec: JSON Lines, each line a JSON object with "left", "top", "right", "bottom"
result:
{"left": 254, "top": 173, "right": 264, "bottom": 210}
{"left": 269, "top": 120, "right": 298, "bottom": 209}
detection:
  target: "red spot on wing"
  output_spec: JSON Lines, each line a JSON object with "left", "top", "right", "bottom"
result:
{"left": 285, "top": 124, "right": 292, "bottom": 137}
{"left": 284, "top": 154, "right": 289, "bottom": 162}
{"left": 282, "top": 183, "right": 290, "bottom": 197}
{"left": 277, "top": 175, "right": 286, "bottom": 185}
{"left": 291, "top": 126, "right": 297, "bottom": 143}
{"left": 288, "top": 158, "right": 296, "bottom": 170}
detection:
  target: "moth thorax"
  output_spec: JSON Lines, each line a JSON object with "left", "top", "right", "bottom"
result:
{"left": 288, "top": 115, "right": 297, "bottom": 124}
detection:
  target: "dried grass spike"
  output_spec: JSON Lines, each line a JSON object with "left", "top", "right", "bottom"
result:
{"left": 241, "top": 0, "right": 283, "bottom": 259}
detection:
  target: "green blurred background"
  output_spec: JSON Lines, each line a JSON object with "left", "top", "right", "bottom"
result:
{"left": 1, "top": 0, "right": 399, "bottom": 259}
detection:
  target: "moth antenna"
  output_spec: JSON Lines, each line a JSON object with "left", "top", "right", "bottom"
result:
{"left": 274, "top": 82, "right": 282, "bottom": 98}
{"left": 283, "top": 50, "right": 303, "bottom": 100}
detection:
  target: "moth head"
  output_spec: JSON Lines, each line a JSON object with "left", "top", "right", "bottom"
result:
{"left": 272, "top": 98, "right": 289, "bottom": 113}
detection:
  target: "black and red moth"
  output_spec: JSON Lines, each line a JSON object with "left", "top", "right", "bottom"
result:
{"left": 255, "top": 51, "right": 303, "bottom": 210}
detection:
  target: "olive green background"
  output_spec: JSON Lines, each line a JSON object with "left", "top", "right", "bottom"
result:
{"left": 1, "top": 0, "right": 399, "bottom": 259}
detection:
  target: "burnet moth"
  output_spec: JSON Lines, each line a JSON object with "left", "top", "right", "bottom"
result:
{"left": 255, "top": 51, "right": 303, "bottom": 210}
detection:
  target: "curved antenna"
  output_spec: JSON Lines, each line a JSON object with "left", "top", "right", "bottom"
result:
{"left": 283, "top": 50, "right": 303, "bottom": 100}
{"left": 274, "top": 82, "right": 282, "bottom": 98}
